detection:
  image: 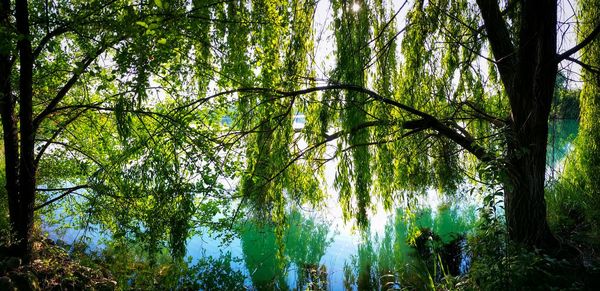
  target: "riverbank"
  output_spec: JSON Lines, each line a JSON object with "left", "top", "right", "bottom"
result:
{"left": 0, "top": 235, "right": 116, "bottom": 290}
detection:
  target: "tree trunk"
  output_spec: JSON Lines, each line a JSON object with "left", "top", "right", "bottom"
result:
{"left": 478, "top": 0, "right": 562, "bottom": 250}
{"left": 0, "top": 0, "right": 23, "bottom": 253}
{"left": 13, "top": 0, "right": 36, "bottom": 261}
{"left": 504, "top": 118, "right": 558, "bottom": 249}
{"left": 503, "top": 0, "right": 559, "bottom": 250}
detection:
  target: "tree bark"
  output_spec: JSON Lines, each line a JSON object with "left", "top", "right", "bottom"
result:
{"left": 505, "top": 118, "right": 558, "bottom": 249}
{"left": 1, "top": 0, "right": 22, "bottom": 252}
{"left": 14, "top": 0, "right": 36, "bottom": 261}
{"left": 478, "top": 0, "right": 560, "bottom": 250}
{"left": 504, "top": 0, "right": 559, "bottom": 249}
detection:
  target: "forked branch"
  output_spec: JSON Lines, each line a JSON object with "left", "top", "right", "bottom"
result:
{"left": 228, "top": 84, "right": 494, "bottom": 162}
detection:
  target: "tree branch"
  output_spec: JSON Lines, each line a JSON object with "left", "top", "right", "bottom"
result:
{"left": 32, "top": 26, "right": 69, "bottom": 60}
{"left": 33, "top": 46, "right": 109, "bottom": 128}
{"left": 34, "top": 107, "right": 91, "bottom": 166}
{"left": 462, "top": 101, "right": 507, "bottom": 127}
{"left": 476, "top": 0, "right": 517, "bottom": 94}
{"left": 34, "top": 184, "right": 90, "bottom": 211}
{"left": 260, "top": 120, "right": 388, "bottom": 187}
{"left": 228, "top": 84, "right": 495, "bottom": 162}
{"left": 564, "top": 56, "right": 600, "bottom": 75}
{"left": 556, "top": 22, "right": 600, "bottom": 61}
{"left": 49, "top": 103, "right": 188, "bottom": 128}
{"left": 35, "top": 138, "right": 105, "bottom": 169}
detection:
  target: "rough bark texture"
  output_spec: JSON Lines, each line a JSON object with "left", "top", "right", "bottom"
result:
{"left": 0, "top": 0, "right": 22, "bottom": 252}
{"left": 506, "top": 0, "right": 559, "bottom": 249}
{"left": 14, "top": 0, "right": 36, "bottom": 261}
{"left": 478, "top": 0, "right": 559, "bottom": 249}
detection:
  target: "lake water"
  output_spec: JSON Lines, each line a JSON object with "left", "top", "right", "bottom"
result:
{"left": 44, "top": 119, "right": 578, "bottom": 290}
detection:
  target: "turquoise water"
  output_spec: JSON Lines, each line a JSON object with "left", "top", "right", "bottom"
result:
{"left": 45, "top": 119, "right": 578, "bottom": 290}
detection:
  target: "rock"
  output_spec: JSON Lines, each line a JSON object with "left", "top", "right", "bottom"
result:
{"left": 0, "top": 276, "right": 15, "bottom": 290}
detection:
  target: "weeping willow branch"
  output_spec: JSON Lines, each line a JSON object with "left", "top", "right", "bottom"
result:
{"left": 564, "top": 56, "right": 600, "bottom": 75}
{"left": 228, "top": 84, "right": 494, "bottom": 162}
{"left": 259, "top": 120, "right": 388, "bottom": 188}
{"left": 476, "top": 0, "right": 517, "bottom": 96}
{"left": 556, "top": 22, "right": 600, "bottom": 62}
{"left": 34, "top": 184, "right": 90, "bottom": 211}
{"left": 34, "top": 107, "right": 91, "bottom": 166}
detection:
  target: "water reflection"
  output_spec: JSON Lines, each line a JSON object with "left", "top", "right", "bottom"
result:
{"left": 239, "top": 209, "right": 333, "bottom": 290}
{"left": 547, "top": 119, "right": 579, "bottom": 174}
{"left": 342, "top": 204, "right": 476, "bottom": 290}
{"left": 44, "top": 120, "right": 578, "bottom": 289}
{"left": 47, "top": 201, "right": 478, "bottom": 290}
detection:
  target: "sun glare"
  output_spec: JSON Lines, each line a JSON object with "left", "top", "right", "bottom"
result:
{"left": 351, "top": 2, "right": 360, "bottom": 12}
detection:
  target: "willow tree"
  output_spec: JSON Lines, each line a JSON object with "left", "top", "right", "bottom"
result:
{"left": 0, "top": 0, "right": 230, "bottom": 262}
{"left": 562, "top": 0, "right": 600, "bottom": 222}
{"left": 221, "top": 0, "right": 600, "bottom": 252}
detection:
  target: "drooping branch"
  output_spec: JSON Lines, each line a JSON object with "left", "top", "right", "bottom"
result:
{"left": 224, "top": 84, "right": 494, "bottom": 162}
{"left": 476, "top": 0, "right": 517, "bottom": 94}
{"left": 35, "top": 139, "right": 105, "bottom": 170}
{"left": 294, "top": 85, "right": 492, "bottom": 161}
{"left": 33, "top": 46, "right": 110, "bottom": 128}
{"left": 261, "top": 120, "right": 389, "bottom": 187}
{"left": 556, "top": 22, "right": 600, "bottom": 61}
{"left": 34, "top": 107, "right": 91, "bottom": 166}
{"left": 32, "top": 26, "right": 69, "bottom": 60}
{"left": 34, "top": 184, "right": 90, "bottom": 211}
{"left": 564, "top": 56, "right": 600, "bottom": 75}
{"left": 48, "top": 104, "right": 194, "bottom": 133}
{"left": 461, "top": 101, "right": 507, "bottom": 128}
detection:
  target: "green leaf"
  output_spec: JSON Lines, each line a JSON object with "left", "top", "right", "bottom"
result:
{"left": 158, "top": 38, "right": 167, "bottom": 45}
{"left": 135, "top": 21, "right": 148, "bottom": 28}
{"left": 154, "top": 0, "right": 163, "bottom": 9}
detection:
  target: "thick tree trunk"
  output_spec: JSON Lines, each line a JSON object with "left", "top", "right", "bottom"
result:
{"left": 505, "top": 118, "right": 558, "bottom": 249}
{"left": 0, "top": 0, "right": 23, "bottom": 252}
{"left": 503, "top": 0, "right": 559, "bottom": 250}
{"left": 14, "top": 0, "right": 36, "bottom": 261}
{"left": 478, "top": 0, "right": 561, "bottom": 250}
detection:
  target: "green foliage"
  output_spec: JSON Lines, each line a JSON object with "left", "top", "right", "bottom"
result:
{"left": 342, "top": 205, "right": 476, "bottom": 290}
{"left": 548, "top": 0, "right": 600, "bottom": 242}
{"left": 22, "top": 0, "right": 242, "bottom": 263}
{"left": 467, "top": 184, "right": 600, "bottom": 291}
{"left": 545, "top": 178, "right": 593, "bottom": 239}
{"left": 552, "top": 74, "right": 581, "bottom": 119}
{"left": 2, "top": 0, "right": 511, "bottom": 262}
{"left": 72, "top": 238, "right": 245, "bottom": 290}
{"left": 2, "top": 0, "right": 599, "bottom": 289}
{"left": 468, "top": 209, "right": 588, "bottom": 290}
{"left": 239, "top": 208, "right": 333, "bottom": 290}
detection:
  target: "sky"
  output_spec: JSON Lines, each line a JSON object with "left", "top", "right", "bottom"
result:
{"left": 312, "top": 0, "right": 583, "bottom": 88}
